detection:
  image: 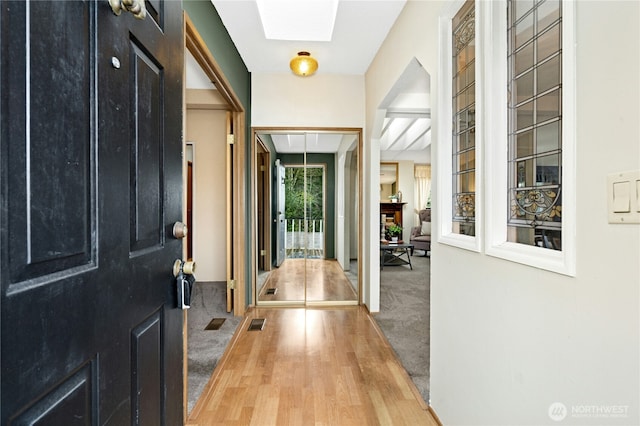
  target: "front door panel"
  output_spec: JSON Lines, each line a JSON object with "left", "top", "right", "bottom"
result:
{"left": 1, "top": 1, "right": 184, "bottom": 424}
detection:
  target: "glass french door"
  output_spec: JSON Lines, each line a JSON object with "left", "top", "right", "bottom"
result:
{"left": 285, "top": 164, "right": 325, "bottom": 260}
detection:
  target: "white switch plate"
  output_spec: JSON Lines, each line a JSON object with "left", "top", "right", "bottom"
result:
{"left": 608, "top": 170, "right": 640, "bottom": 224}
{"left": 612, "top": 181, "right": 631, "bottom": 212}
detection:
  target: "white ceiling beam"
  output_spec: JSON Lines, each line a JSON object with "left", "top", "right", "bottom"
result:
{"left": 385, "top": 107, "right": 431, "bottom": 119}
{"left": 380, "top": 117, "right": 394, "bottom": 137}
{"left": 403, "top": 125, "right": 431, "bottom": 151}
{"left": 385, "top": 118, "right": 418, "bottom": 151}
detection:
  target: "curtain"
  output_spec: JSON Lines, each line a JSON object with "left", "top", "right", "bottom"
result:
{"left": 414, "top": 164, "right": 431, "bottom": 226}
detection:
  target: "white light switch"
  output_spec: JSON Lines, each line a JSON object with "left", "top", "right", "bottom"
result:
{"left": 608, "top": 170, "right": 640, "bottom": 224}
{"left": 612, "top": 181, "right": 630, "bottom": 212}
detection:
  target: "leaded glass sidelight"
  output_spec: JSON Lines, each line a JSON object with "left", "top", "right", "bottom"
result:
{"left": 507, "top": 0, "right": 562, "bottom": 250}
{"left": 452, "top": 0, "right": 476, "bottom": 236}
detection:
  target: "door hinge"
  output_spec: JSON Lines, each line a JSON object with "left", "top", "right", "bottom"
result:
{"left": 260, "top": 165, "right": 265, "bottom": 172}
{"left": 227, "top": 279, "right": 236, "bottom": 290}
{"left": 227, "top": 134, "right": 235, "bottom": 145}
{"left": 260, "top": 250, "right": 266, "bottom": 256}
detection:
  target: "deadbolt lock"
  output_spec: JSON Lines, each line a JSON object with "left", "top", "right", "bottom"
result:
{"left": 173, "top": 259, "right": 196, "bottom": 277}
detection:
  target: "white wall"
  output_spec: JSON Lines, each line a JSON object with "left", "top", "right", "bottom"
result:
{"left": 397, "top": 160, "right": 416, "bottom": 242}
{"left": 336, "top": 150, "right": 348, "bottom": 270}
{"left": 335, "top": 147, "right": 359, "bottom": 271}
{"left": 251, "top": 73, "right": 365, "bottom": 127}
{"left": 366, "top": 1, "right": 639, "bottom": 425}
{"left": 349, "top": 152, "right": 358, "bottom": 258}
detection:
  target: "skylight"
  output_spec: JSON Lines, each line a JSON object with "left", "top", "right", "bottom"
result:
{"left": 256, "top": 0, "right": 339, "bottom": 41}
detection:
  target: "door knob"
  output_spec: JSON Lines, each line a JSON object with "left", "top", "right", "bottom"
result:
{"left": 173, "top": 259, "right": 196, "bottom": 277}
{"left": 172, "top": 222, "right": 188, "bottom": 239}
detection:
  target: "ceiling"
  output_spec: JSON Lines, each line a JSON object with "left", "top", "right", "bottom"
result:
{"left": 186, "top": 50, "right": 216, "bottom": 90}
{"left": 210, "top": 0, "right": 407, "bottom": 75}
{"left": 266, "top": 132, "right": 356, "bottom": 154}
{"left": 377, "top": 58, "right": 431, "bottom": 163}
{"left": 257, "top": 132, "right": 359, "bottom": 155}
{"left": 188, "top": 1, "right": 430, "bottom": 163}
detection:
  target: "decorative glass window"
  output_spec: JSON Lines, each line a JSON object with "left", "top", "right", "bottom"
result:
{"left": 507, "top": 0, "right": 562, "bottom": 250}
{"left": 452, "top": 0, "right": 476, "bottom": 236}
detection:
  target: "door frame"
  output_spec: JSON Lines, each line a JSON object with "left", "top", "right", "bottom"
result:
{"left": 184, "top": 13, "right": 246, "bottom": 314}
{"left": 255, "top": 137, "right": 271, "bottom": 272}
{"left": 250, "top": 127, "right": 363, "bottom": 307}
{"left": 183, "top": 12, "right": 247, "bottom": 419}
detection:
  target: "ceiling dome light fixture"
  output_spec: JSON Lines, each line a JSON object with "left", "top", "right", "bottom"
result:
{"left": 290, "top": 51, "right": 318, "bottom": 77}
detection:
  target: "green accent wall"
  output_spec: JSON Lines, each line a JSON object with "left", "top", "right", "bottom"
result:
{"left": 277, "top": 154, "right": 336, "bottom": 260}
{"left": 183, "top": 0, "right": 253, "bottom": 307}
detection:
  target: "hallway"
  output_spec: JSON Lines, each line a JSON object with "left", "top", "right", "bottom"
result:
{"left": 187, "top": 307, "right": 437, "bottom": 425}
{"left": 258, "top": 259, "right": 358, "bottom": 303}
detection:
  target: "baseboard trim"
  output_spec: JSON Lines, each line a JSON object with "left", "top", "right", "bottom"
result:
{"left": 364, "top": 307, "right": 430, "bottom": 411}
{"left": 428, "top": 405, "right": 443, "bottom": 426}
{"left": 362, "top": 303, "right": 378, "bottom": 315}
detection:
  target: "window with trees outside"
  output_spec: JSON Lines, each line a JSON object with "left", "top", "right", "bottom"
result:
{"left": 284, "top": 165, "right": 325, "bottom": 259}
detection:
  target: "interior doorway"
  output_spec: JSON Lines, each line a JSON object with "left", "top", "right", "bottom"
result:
{"left": 184, "top": 14, "right": 247, "bottom": 314}
{"left": 183, "top": 12, "right": 247, "bottom": 417}
{"left": 374, "top": 57, "right": 432, "bottom": 404}
{"left": 256, "top": 142, "right": 269, "bottom": 271}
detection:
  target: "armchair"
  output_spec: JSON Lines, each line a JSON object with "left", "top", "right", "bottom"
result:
{"left": 410, "top": 209, "right": 431, "bottom": 256}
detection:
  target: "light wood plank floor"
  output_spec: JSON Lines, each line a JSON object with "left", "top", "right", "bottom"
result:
{"left": 258, "top": 259, "right": 358, "bottom": 303}
{"left": 187, "top": 307, "right": 438, "bottom": 426}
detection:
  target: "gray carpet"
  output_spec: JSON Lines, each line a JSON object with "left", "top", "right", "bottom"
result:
{"left": 375, "top": 252, "right": 430, "bottom": 404}
{"left": 187, "top": 281, "right": 242, "bottom": 413}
